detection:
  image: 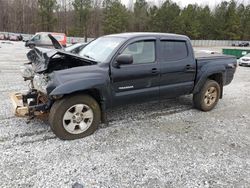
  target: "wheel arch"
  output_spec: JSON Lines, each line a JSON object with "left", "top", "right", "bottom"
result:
{"left": 48, "top": 77, "right": 110, "bottom": 109}
{"left": 194, "top": 72, "right": 224, "bottom": 98}
{"left": 59, "top": 88, "right": 104, "bottom": 109}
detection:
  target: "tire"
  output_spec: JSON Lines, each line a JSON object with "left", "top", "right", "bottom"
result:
{"left": 49, "top": 94, "right": 101, "bottom": 140}
{"left": 193, "top": 79, "right": 221, "bottom": 112}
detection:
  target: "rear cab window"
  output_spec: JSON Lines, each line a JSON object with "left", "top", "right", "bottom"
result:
{"left": 160, "top": 40, "right": 188, "bottom": 61}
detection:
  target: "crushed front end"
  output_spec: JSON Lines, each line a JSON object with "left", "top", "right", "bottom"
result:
{"left": 10, "top": 62, "right": 52, "bottom": 118}
{"left": 10, "top": 46, "right": 94, "bottom": 118}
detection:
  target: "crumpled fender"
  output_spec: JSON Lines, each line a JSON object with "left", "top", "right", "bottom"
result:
{"left": 49, "top": 78, "right": 106, "bottom": 96}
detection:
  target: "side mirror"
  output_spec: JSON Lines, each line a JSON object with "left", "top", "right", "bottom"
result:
{"left": 115, "top": 54, "right": 133, "bottom": 67}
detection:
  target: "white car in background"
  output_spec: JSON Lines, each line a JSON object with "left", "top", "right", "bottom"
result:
{"left": 239, "top": 53, "right": 250, "bottom": 66}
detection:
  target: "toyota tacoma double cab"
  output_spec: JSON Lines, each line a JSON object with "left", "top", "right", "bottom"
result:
{"left": 11, "top": 33, "right": 237, "bottom": 140}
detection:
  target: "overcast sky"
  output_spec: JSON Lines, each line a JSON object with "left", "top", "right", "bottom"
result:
{"left": 121, "top": 0, "right": 250, "bottom": 8}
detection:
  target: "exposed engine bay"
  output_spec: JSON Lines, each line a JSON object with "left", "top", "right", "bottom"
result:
{"left": 27, "top": 47, "right": 95, "bottom": 74}
{"left": 21, "top": 47, "right": 95, "bottom": 94}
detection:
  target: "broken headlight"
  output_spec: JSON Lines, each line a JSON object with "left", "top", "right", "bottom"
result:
{"left": 33, "top": 74, "right": 49, "bottom": 94}
{"left": 20, "top": 64, "right": 34, "bottom": 79}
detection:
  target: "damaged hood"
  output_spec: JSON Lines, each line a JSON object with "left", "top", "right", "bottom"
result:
{"left": 26, "top": 47, "right": 94, "bottom": 73}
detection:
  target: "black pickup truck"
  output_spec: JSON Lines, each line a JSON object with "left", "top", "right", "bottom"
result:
{"left": 12, "top": 33, "right": 237, "bottom": 140}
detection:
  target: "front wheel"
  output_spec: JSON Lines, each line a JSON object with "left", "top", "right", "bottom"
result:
{"left": 193, "top": 80, "right": 221, "bottom": 111}
{"left": 49, "top": 94, "right": 101, "bottom": 140}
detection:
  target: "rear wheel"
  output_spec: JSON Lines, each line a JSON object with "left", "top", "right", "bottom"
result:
{"left": 193, "top": 80, "right": 221, "bottom": 111}
{"left": 49, "top": 94, "right": 101, "bottom": 140}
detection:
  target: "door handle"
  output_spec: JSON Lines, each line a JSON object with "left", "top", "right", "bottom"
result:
{"left": 151, "top": 68, "right": 159, "bottom": 75}
{"left": 185, "top": 64, "right": 195, "bottom": 72}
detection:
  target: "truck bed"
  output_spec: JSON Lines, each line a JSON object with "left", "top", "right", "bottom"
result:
{"left": 195, "top": 52, "right": 235, "bottom": 59}
{"left": 194, "top": 52, "right": 237, "bottom": 86}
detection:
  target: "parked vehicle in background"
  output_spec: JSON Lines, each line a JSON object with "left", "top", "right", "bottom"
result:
{"left": 0, "top": 32, "right": 23, "bottom": 41}
{"left": 0, "top": 33, "right": 5, "bottom": 40}
{"left": 9, "top": 34, "right": 20, "bottom": 41}
{"left": 239, "top": 42, "right": 249, "bottom": 47}
{"left": 239, "top": 53, "right": 250, "bottom": 66}
{"left": 12, "top": 32, "right": 237, "bottom": 140}
{"left": 232, "top": 41, "right": 250, "bottom": 47}
{"left": 0, "top": 32, "right": 9, "bottom": 40}
{"left": 65, "top": 42, "right": 87, "bottom": 54}
{"left": 25, "top": 32, "right": 67, "bottom": 48}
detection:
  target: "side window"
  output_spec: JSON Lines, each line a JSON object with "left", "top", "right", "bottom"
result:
{"left": 121, "top": 40, "right": 155, "bottom": 64}
{"left": 42, "top": 34, "right": 50, "bottom": 41}
{"left": 160, "top": 40, "right": 188, "bottom": 61}
{"left": 32, "top": 34, "right": 41, "bottom": 41}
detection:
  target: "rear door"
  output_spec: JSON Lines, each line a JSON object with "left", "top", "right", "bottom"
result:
{"left": 110, "top": 38, "right": 160, "bottom": 106}
{"left": 159, "top": 39, "right": 196, "bottom": 98}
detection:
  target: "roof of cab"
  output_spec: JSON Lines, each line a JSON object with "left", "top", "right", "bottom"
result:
{"left": 106, "top": 32, "right": 189, "bottom": 40}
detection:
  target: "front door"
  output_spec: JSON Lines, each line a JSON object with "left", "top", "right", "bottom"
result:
{"left": 110, "top": 39, "right": 160, "bottom": 106}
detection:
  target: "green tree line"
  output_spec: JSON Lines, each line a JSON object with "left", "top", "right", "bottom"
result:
{"left": 0, "top": 0, "right": 249, "bottom": 40}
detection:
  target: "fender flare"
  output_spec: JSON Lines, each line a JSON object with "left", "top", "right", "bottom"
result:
{"left": 193, "top": 68, "right": 225, "bottom": 94}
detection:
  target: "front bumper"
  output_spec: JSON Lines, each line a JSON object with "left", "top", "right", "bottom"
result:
{"left": 239, "top": 60, "right": 250, "bottom": 66}
{"left": 9, "top": 91, "right": 52, "bottom": 117}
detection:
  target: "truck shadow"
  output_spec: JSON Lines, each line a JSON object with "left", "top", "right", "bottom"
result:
{"left": 105, "top": 95, "right": 193, "bottom": 127}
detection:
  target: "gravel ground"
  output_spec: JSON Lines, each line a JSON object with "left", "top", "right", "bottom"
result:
{"left": 0, "top": 41, "right": 250, "bottom": 188}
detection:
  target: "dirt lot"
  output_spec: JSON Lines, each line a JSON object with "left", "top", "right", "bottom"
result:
{"left": 0, "top": 41, "right": 249, "bottom": 188}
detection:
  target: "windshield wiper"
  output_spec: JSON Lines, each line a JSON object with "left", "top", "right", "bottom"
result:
{"left": 83, "top": 54, "right": 95, "bottom": 61}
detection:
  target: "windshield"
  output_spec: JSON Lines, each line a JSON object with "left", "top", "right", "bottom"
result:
{"left": 78, "top": 37, "right": 125, "bottom": 62}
